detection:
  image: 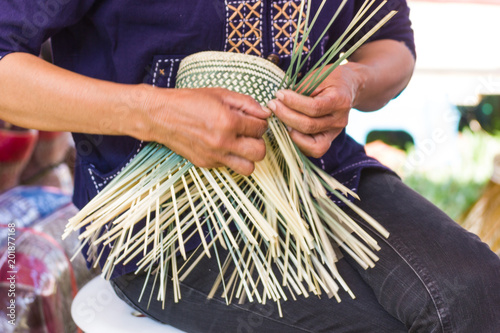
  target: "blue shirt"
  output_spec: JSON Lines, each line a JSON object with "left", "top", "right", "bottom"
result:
{"left": 0, "top": 0, "right": 415, "bottom": 277}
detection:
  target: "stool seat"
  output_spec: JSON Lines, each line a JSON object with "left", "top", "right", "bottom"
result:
{"left": 71, "top": 276, "right": 184, "bottom": 333}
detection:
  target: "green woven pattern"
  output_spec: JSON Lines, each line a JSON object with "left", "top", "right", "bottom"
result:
{"left": 176, "top": 51, "right": 285, "bottom": 105}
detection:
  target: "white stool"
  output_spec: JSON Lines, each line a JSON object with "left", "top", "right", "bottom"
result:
{"left": 71, "top": 276, "right": 184, "bottom": 333}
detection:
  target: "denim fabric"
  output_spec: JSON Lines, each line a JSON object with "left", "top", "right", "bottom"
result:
{"left": 111, "top": 169, "right": 500, "bottom": 333}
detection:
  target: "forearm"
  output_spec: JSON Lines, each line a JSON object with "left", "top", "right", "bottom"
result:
{"left": 347, "top": 39, "right": 415, "bottom": 111}
{"left": 0, "top": 52, "right": 269, "bottom": 175}
{"left": 0, "top": 52, "right": 148, "bottom": 138}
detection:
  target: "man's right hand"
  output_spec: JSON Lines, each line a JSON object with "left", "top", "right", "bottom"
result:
{"left": 0, "top": 53, "right": 270, "bottom": 176}
{"left": 140, "top": 87, "right": 270, "bottom": 176}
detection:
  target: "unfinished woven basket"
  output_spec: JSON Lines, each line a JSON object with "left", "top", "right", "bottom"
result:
{"left": 65, "top": 0, "right": 398, "bottom": 313}
{"left": 177, "top": 51, "right": 285, "bottom": 103}
{"left": 65, "top": 51, "right": 388, "bottom": 313}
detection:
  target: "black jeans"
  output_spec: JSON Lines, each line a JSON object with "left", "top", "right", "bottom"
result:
{"left": 111, "top": 170, "right": 500, "bottom": 333}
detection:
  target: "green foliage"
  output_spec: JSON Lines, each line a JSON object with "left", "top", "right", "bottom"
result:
{"left": 403, "top": 130, "right": 500, "bottom": 221}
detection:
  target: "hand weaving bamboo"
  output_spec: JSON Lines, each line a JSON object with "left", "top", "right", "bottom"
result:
{"left": 63, "top": 0, "right": 397, "bottom": 315}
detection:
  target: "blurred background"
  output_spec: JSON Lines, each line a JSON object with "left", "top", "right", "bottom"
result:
{"left": 0, "top": 0, "right": 499, "bottom": 331}
{"left": 347, "top": 0, "right": 500, "bottom": 253}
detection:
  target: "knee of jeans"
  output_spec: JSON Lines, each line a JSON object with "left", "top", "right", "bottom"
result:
{"left": 448, "top": 259, "right": 499, "bottom": 302}
{"left": 432, "top": 248, "right": 500, "bottom": 331}
{"left": 385, "top": 283, "right": 442, "bottom": 332}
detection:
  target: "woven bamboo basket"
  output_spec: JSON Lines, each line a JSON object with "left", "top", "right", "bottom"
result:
{"left": 176, "top": 52, "right": 285, "bottom": 103}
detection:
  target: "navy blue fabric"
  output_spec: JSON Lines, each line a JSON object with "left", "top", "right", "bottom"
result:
{"left": 0, "top": 0, "right": 415, "bottom": 277}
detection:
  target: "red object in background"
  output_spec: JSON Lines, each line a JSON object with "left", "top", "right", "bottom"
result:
{"left": 20, "top": 131, "right": 71, "bottom": 187}
{"left": 0, "top": 129, "right": 38, "bottom": 163}
{"left": 0, "top": 127, "right": 39, "bottom": 192}
{"left": 0, "top": 120, "right": 71, "bottom": 192}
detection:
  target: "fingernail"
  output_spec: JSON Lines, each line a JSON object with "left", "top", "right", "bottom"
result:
{"left": 287, "top": 126, "right": 292, "bottom": 132}
{"left": 267, "top": 100, "right": 276, "bottom": 112}
{"left": 276, "top": 90, "right": 285, "bottom": 100}
{"left": 262, "top": 106, "right": 272, "bottom": 115}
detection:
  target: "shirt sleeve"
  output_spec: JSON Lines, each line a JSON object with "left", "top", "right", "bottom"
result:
{"left": 0, "top": 0, "right": 96, "bottom": 61}
{"left": 346, "top": 0, "right": 416, "bottom": 59}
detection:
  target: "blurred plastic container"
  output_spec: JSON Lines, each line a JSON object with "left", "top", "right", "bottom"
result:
{"left": 0, "top": 186, "right": 99, "bottom": 332}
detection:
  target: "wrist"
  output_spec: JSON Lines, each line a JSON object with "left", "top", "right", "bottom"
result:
{"left": 340, "top": 62, "right": 369, "bottom": 110}
{"left": 124, "top": 84, "right": 161, "bottom": 142}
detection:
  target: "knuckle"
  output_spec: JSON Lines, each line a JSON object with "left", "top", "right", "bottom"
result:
{"left": 219, "top": 113, "right": 236, "bottom": 130}
{"left": 311, "top": 142, "right": 330, "bottom": 158}
{"left": 309, "top": 101, "right": 322, "bottom": 115}
{"left": 191, "top": 156, "right": 211, "bottom": 169}
{"left": 257, "top": 120, "right": 269, "bottom": 136}
{"left": 207, "top": 133, "right": 226, "bottom": 149}
{"left": 339, "top": 95, "right": 353, "bottom": 110}
{"left": 213, "top": 117, "right": 237, "bottom": 138}
{"left": 309, "top": 148, "right": 323, "bottom": 159}
{"left": 244, "top": 94, "right": 257, "bottom": 105}
{"left": 196, "top": 160, "right": 211, "bottom": 169}
{"left": 331, "top": 118, "right": 347, "bottom": 130}
{"left": 331, "top": 113, "right": 348, "bottom": 129}
{"left": 339, "top": 117, "right": 348, "bottom": 128}
{"left": 241, "top": 163, "right": 255, "bottom": 176}
{"left": 255, "top": 143, "right": 266, "bottom": 161}
{"left": 303, "top": 120, "right": 318, "bottom": 134}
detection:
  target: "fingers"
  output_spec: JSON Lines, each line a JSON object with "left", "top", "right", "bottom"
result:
{"left": 271, "top": 89, "right": 335, "bottom": 118}
{"left": 233, "top": 113, "right": 267, "bottom": 138}
{"left": 196, "top": 131, "right": 266, "bottom": 176}
{"left": 219, "top": 154, "right": 255, "bottom": 176}
{"left": 289, "top": 129, "right": 340, "bottom": 158}
{"left": 158, "top": 88, "right": 271, "bottom": 175}
{"left": 188, "top": 141, "right": 265, "bottom": 176}
{"left": 268, "top": 99, "right": 337, "bottom": 134}
{"left": 219, "top": 89, "right": 269, "bottom": 137}
{"left": 216, "top": 93, "right": 269, "bottom": 174}
{"left": 220, "top": 137, "right": 266, "bottom": 175}
{"left": 230, "top": 137, "right": 266, "bottom": 162}
{"left": 223, "top": 90, "right": 271, "bottom": 120}
{"left": 207, "top": 138, "right": 265, "bottom": 176}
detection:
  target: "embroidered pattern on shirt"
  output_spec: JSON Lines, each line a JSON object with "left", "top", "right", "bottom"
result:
{"left": 271, "top": 0, "right": 310, "bottom": 56}
{"left": 88, "top": 141, "right": 144, "bottom": 194}
{"left": 153, "top": 58, "right": 182, "bottom": 87}
{"left": 224, "top": 0, "right": 263, "bottom": 56}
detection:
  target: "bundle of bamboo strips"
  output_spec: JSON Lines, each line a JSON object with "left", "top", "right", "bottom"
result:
{"left": 64, "top": 0, "right": 397, "bottom": 314}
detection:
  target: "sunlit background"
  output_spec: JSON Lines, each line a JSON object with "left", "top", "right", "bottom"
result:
{"left": 347, "top": 0, "right": 500, "bottom": 232}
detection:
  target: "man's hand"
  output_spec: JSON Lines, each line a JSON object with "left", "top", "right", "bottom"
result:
{"left": 143, "top": 87, "right": 270, "bottom": 176}
{"left": 0, "top": 53, "right": 269, "bottom": 175}
{"left": 266, "top": 39, "right": 415, "bottom": 158}
{"left": 267, "top": 64, "right": 362, "bottom": 158}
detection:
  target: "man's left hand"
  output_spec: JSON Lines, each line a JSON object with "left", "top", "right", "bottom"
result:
{"left": 267, "top": 64, "right": 362, "bottom": 158}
